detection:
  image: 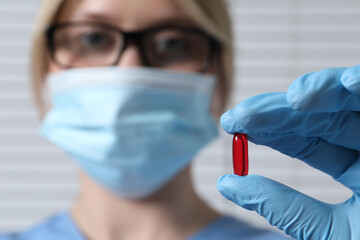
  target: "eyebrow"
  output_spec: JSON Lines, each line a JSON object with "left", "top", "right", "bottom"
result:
{"left": 71, "top": 12, "right": 119, "bottom": 24}
{"left": 70, "top": 12, "right": 197, "bottom": 30}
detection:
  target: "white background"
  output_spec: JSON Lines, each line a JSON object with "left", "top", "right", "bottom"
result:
{"left": 0, "top": 0, "right": 359, "bottom": 236}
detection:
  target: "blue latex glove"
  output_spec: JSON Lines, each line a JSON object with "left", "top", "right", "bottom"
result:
{"left": 218, "top": 65, "right": 360, "bottom": 240}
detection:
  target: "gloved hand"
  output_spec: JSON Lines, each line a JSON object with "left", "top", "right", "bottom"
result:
{"left": 217, "top": 65, "right": 360, "bottom": 240}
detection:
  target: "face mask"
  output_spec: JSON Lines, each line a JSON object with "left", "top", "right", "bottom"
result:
{"left": 41, "top": 67, "right": 219, "bottom": 199}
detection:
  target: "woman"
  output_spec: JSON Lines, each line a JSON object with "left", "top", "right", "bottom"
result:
{"left": 1, "top": 0, "right": 290, "bottom": 239}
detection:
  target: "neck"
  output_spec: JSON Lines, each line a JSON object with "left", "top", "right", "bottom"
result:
{"left": 71, "top": 166, "right": 220, "bottom": 240}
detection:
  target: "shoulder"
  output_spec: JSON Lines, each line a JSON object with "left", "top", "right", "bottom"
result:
{"left": 0, "top": 213, "right": 84, "bottom": 240}
{"left": 189, "top": 216, "right": 293, "bottom": 240}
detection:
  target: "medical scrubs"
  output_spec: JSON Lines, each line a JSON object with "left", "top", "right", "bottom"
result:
{"left": 0, "top": 213, "right": 292, "bottom": 240}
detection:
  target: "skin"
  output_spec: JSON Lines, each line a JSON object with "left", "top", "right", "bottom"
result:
{"left": 49, "top": 0, "right": 223, "bottom": 239}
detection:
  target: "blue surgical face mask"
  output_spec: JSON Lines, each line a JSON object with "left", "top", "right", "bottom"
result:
{"left": 41, "top": 67, "right": 219, "bottom": 199}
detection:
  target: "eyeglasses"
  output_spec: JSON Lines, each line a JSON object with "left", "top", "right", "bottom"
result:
{"left": 45, "top": 22, "right": 219, "bottom": 72}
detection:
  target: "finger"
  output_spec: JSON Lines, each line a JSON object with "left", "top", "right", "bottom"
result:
{"left": 241, "top": 131, "right": 356, "bottom": 180}
{"left": 286, "top": 66, "right": 360, "bottom": 112}
{"left": 341, "top": 65, "right": 360, "bottom": 95}
{"left": 221, "top": 92, "right": 360, "bottom": 152}
{"left": 217, "top": 174, "right": 334, "bottom": 240}
{"left": 335, "top": 154, "right": 360, "bottom": 193}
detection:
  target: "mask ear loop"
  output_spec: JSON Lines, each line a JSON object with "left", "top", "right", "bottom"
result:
{"left": 41, "top": 80, "right": 53, "bottom": 115}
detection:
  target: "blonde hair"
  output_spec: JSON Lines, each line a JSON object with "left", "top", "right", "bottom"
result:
{"left": 31, "top": 0, "right": 233, "bottom": 116}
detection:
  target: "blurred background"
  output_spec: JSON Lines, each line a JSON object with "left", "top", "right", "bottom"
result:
{"left": 1, "top": 0, "right": 360, "bottom": 235}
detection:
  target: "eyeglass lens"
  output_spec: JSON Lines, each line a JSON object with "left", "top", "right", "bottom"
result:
{"left": 143, "top": 29, "right": 210, "bottom": 71}
{"left": 53, "top": 25, "right": 123, "bottom": 67}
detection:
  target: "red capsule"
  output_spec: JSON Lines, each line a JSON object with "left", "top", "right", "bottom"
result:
{"left": 232, "top": 133, "right": 249, "bottom": 176}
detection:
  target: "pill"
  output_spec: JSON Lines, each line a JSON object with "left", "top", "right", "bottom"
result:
{"left": 232, "top": 133, "right": 249, "bottom": 176}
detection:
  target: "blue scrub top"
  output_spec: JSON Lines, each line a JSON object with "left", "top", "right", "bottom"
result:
{"left": 0, "top": 213, "right": 292, "bottom": 240}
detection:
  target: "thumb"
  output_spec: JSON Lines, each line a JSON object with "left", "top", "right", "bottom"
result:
{"left": 217, "top": 174, "right": 332, "bottom": 240}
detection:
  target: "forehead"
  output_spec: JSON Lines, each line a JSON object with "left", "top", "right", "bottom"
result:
{"left": 57, "top": 0, "right": 194, "bottom": 30}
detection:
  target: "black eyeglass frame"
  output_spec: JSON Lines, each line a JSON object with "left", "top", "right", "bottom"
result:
{"left": 45, "top": 22, "right": 221, "bottom": 72}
